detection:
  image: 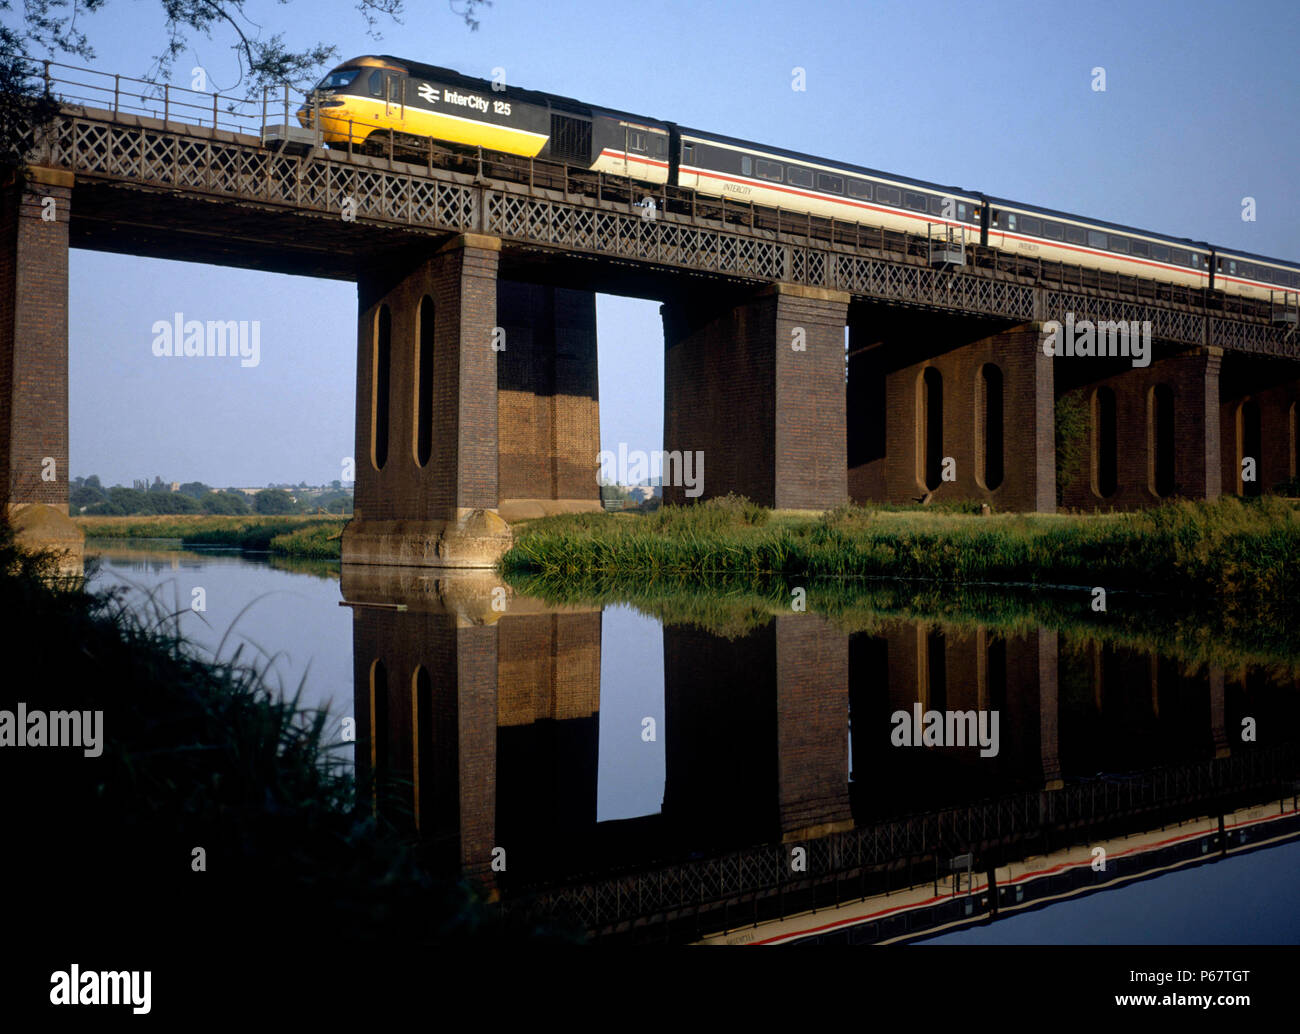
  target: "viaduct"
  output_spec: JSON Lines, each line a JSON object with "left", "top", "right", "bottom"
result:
{"left": 3, "top": 77, "right": 1299, "bottom": 565}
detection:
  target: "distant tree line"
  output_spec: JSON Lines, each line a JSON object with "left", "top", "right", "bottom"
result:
{"left": 71, "top": 476, "right": 353, "bottom": 516}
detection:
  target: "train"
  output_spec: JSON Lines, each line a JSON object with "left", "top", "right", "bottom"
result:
{"left": 296, "top": 55, "right": 1300, "bottom": 302}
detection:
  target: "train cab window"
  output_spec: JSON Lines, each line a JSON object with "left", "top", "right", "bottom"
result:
{"left": 1042, "top": 220, "right": 1063, "bottom": 239}
{"left": 1152, "top": 244, "right": 1170, "bottom": 262}
{"left": 1131, "top": 240, "right": 1150, "bottom": 258}
{"left": 1087, "top": 230, "right": 1107, "bottom": 249}
{"left": 1020, "top": 215, "right": 1040, "bottom": 236}
{"left": 876, "top": 185, "right": 900, "bottom": 206}
{"left": 904, "top": 191, "right": 927, "bottom": 211}
{"left": 1110, "top": 236, "right": 1130, "bottom": 254}
{"left": 741, "top": 156, "right": 753, "bottom": 177}
{"left": 368, "top": 70, "right": 384, "bottom": 97}
{"left": 1066, "top": 225, "right": 1085, "bottom": 244}
{"left": 319, "top": 69, "right": 360, "bottom": 90}
{"left": 756, "top": 159, "right": 783, "bottom": 181}
{"left": 787, "top": 166, "right": 814, "bottom": 188}
{"left": 818, "top": 173, "right": 844, "bottom": 194}
{"left": 848, "top": 179, "right": 872, "bottom": 200}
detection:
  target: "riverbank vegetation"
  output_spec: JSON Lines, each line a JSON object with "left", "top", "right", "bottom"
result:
{"left": 76, "top": 513, "right": 347, "bottom": 556}
{"left": 503, "top": 494, "right": 1300, "bottom": 601}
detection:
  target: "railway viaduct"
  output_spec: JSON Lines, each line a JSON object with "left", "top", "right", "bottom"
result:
{"left": 3, "top": 87, "right": 1299, "bottom": 566}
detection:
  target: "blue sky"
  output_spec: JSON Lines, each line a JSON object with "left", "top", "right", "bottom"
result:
{"left": 19, "top": 0, "right": 1298, "bottom": 486}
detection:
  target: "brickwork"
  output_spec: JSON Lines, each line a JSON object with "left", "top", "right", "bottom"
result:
{"left": 662, "top": 284, "right": 849, "bottom": 509}
{"left": 496, "top": 281, "right": 600, "bottom": 506}
{"left": 353, "top": 234, "right": 500, "bottom": 522}
{"left": 773, "top": 615, "right": 853, "bottom": 839}
{"left": 1059, "top": 348, "right": 1221, "bottom": 510}
{"left": 1, "top": 170, "right": 72, "bottom": 512}
{"left": 849, "top": 322, "right": 1056, "bottom": 511}
{"left": 1217, "top": 355, "right": 1300, "bottom": 495}
{"left": 351, "top": 604, "right": 498, "bottom": 882}
{"left": 496, "top": 612, "right": 601, "bottom": 726}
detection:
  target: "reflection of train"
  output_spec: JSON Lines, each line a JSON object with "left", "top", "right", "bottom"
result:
{"left": 298, "top": 55, "right": 1300, "bottom": 302}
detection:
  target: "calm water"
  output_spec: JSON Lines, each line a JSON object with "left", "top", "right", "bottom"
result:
{"left": 84, "top": 541, "right": 1300, "bottom": 945}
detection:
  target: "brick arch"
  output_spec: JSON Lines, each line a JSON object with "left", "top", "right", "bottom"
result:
{"left": 1147, "top": 383, "right": 1175, "bottom": 497}
{"left": 1091, "top": 385, "right": 1117, "bottom": 499}
{"left": 917, "top": 366, "right": 943, "bottom": 492}
{"left": 371, "top": 304, "right": 392, "bottom": 471}
{"left": 1234, "top": 398, "right": 1263, "bottom": 496}
{"left": 413, "top": 295, "right": 436, "bottom": 468}
{"left": 974, "top": 362, "right": 1004, "bottom": 492}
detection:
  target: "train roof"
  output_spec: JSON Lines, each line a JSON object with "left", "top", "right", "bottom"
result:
{"left": 1210, "top": 243, "right": 1300, "bottom": 268}
{"left": 983, "top": 194, "right": 1212, "bottom": 250}
{"left": 675, "top": 124, "right": 981, "bottom": 200}
{"left": 372, "top": 55, "right": 670, "bottom": 126}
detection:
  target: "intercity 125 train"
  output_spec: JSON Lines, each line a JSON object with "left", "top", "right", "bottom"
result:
{"left": 297, "top": 55, "right": 1300, "bottom": 302}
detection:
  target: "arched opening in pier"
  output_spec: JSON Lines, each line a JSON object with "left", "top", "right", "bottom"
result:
{"left": 372, "top": 304, "right": 392, "bottom": 471}
{"left": 1092, "top": 386, "right": 1117, "bottom": 498}
{"left": 976, "top": 363, "right": 1004, "bottom": 491}
{"left": 921, "top": 366, "right": 944, "bottom": 492}
{"left": 414, "top": 297, "right": 436, "bottom": 468}
{"left": 1149, "top": 384, "right": 1175, "bottom": 497}
{"left": 1237, "top": 399, "right": 1263, "bottom": 497}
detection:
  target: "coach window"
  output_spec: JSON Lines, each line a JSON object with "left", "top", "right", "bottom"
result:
{"left": 1228, "top": 260, "right": 1237, "bottom": 275}
{"left": 756, "top": 159, "right": 783, "bottom": 182}
{"left": 1066, "top": 225, "right": 1085, "bottom": 245}
{"left": 387, "top": 75, "right": 400, "bottom": 104}
{"left": 1192, "top": 254, "right": 1202, "bottom": 268}
{"left": 682, "top": 143, "right": 695, "bottom": 164}
{"left": 741, "top": 155, "right": 753, "bottom": 177}
{"left": 1020, "top": 215, "right": 1040, "bottom": 236}
{"left": 1043, "top": 221, "right": 1062, "bottom": 239}
{"left": 905, "top": 191, "right": 926, "bottom": 211}
{"left": 1152, "top": 244, "right": 1170, "bottom": 263}
{"left": 368, "top": 70, "right": 384, "bottom": 97}
{"left": 788, "top": 166, "right": 814, "bottom": 188}
{"left": 876, "top": 185, "right": 900, "bottom": 206}
{"left": 1087, "top": 229, "right": 1107, "bottom": 249}
{"left": 818, "top": 173, "right": 843, "bottom": 194}
{"left": 1171, "top": 250, "right": 1189, "bottom": 266}
{"left": 957, "top": 202, "right": 968, "bottom": 221}
{"left": 848, "top": 180, "right": 872, "bottom": 200}
{"left": 1006, "top": 213, "right": 1017, "bottom": 231}
{"left": 1131, "top": 240, "right": 1150, "bottom": 258}
{"left": 1110, "top": 236, "right": 1129, "bottom": 254}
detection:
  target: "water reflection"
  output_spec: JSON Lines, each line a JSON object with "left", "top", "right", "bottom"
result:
{"left": 345, "top": 566, "right": 1300, "bottom": 944}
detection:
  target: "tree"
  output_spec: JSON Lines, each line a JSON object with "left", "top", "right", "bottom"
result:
{"left": 201, "top": 490, "right": 251, "bottom": 515}
{"left": 0, "top": 0, "right": 492, "bottom": 171}
{"left": 253, "top": 488, "right": 296, "bottom": 514}
{"left": 177, "top": 481, "right": 213, "bottom": 499}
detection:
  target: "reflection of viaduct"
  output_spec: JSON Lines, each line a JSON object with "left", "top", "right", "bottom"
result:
{"left": 5, "top": 96, "right": 1299, "bottom": 564}
{"left": 345, "top": 570, "right": 1299, "bottom": 938}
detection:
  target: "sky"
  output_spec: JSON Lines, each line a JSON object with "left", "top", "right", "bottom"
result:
{"left": 16, "top": 0, "right": 1299, "bottom": 487}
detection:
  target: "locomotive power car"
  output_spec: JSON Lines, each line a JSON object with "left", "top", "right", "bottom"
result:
{"left": 297, "top": 55, "right": 1300, "bottom": 302}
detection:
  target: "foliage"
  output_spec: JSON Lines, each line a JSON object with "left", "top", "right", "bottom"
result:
{"left": 1055, "top": 388, "right": 1089, "bottom": 506}
{"left": 504, "top": 495, "right": 1300, "bottom": 602}
{"left": 253, "top": 486, "right": 298, "bottom": 514}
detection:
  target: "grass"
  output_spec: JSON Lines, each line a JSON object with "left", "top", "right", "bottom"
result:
{"left": 76, "top": 513, "right": 348, "bottom": 556}
{"left": 504, "top": 494, "right": 1300, "bottom": 601}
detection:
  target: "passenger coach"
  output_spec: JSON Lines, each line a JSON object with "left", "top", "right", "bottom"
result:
{"left": 297, "top": 55, "right": 1300, "bottom": 303}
